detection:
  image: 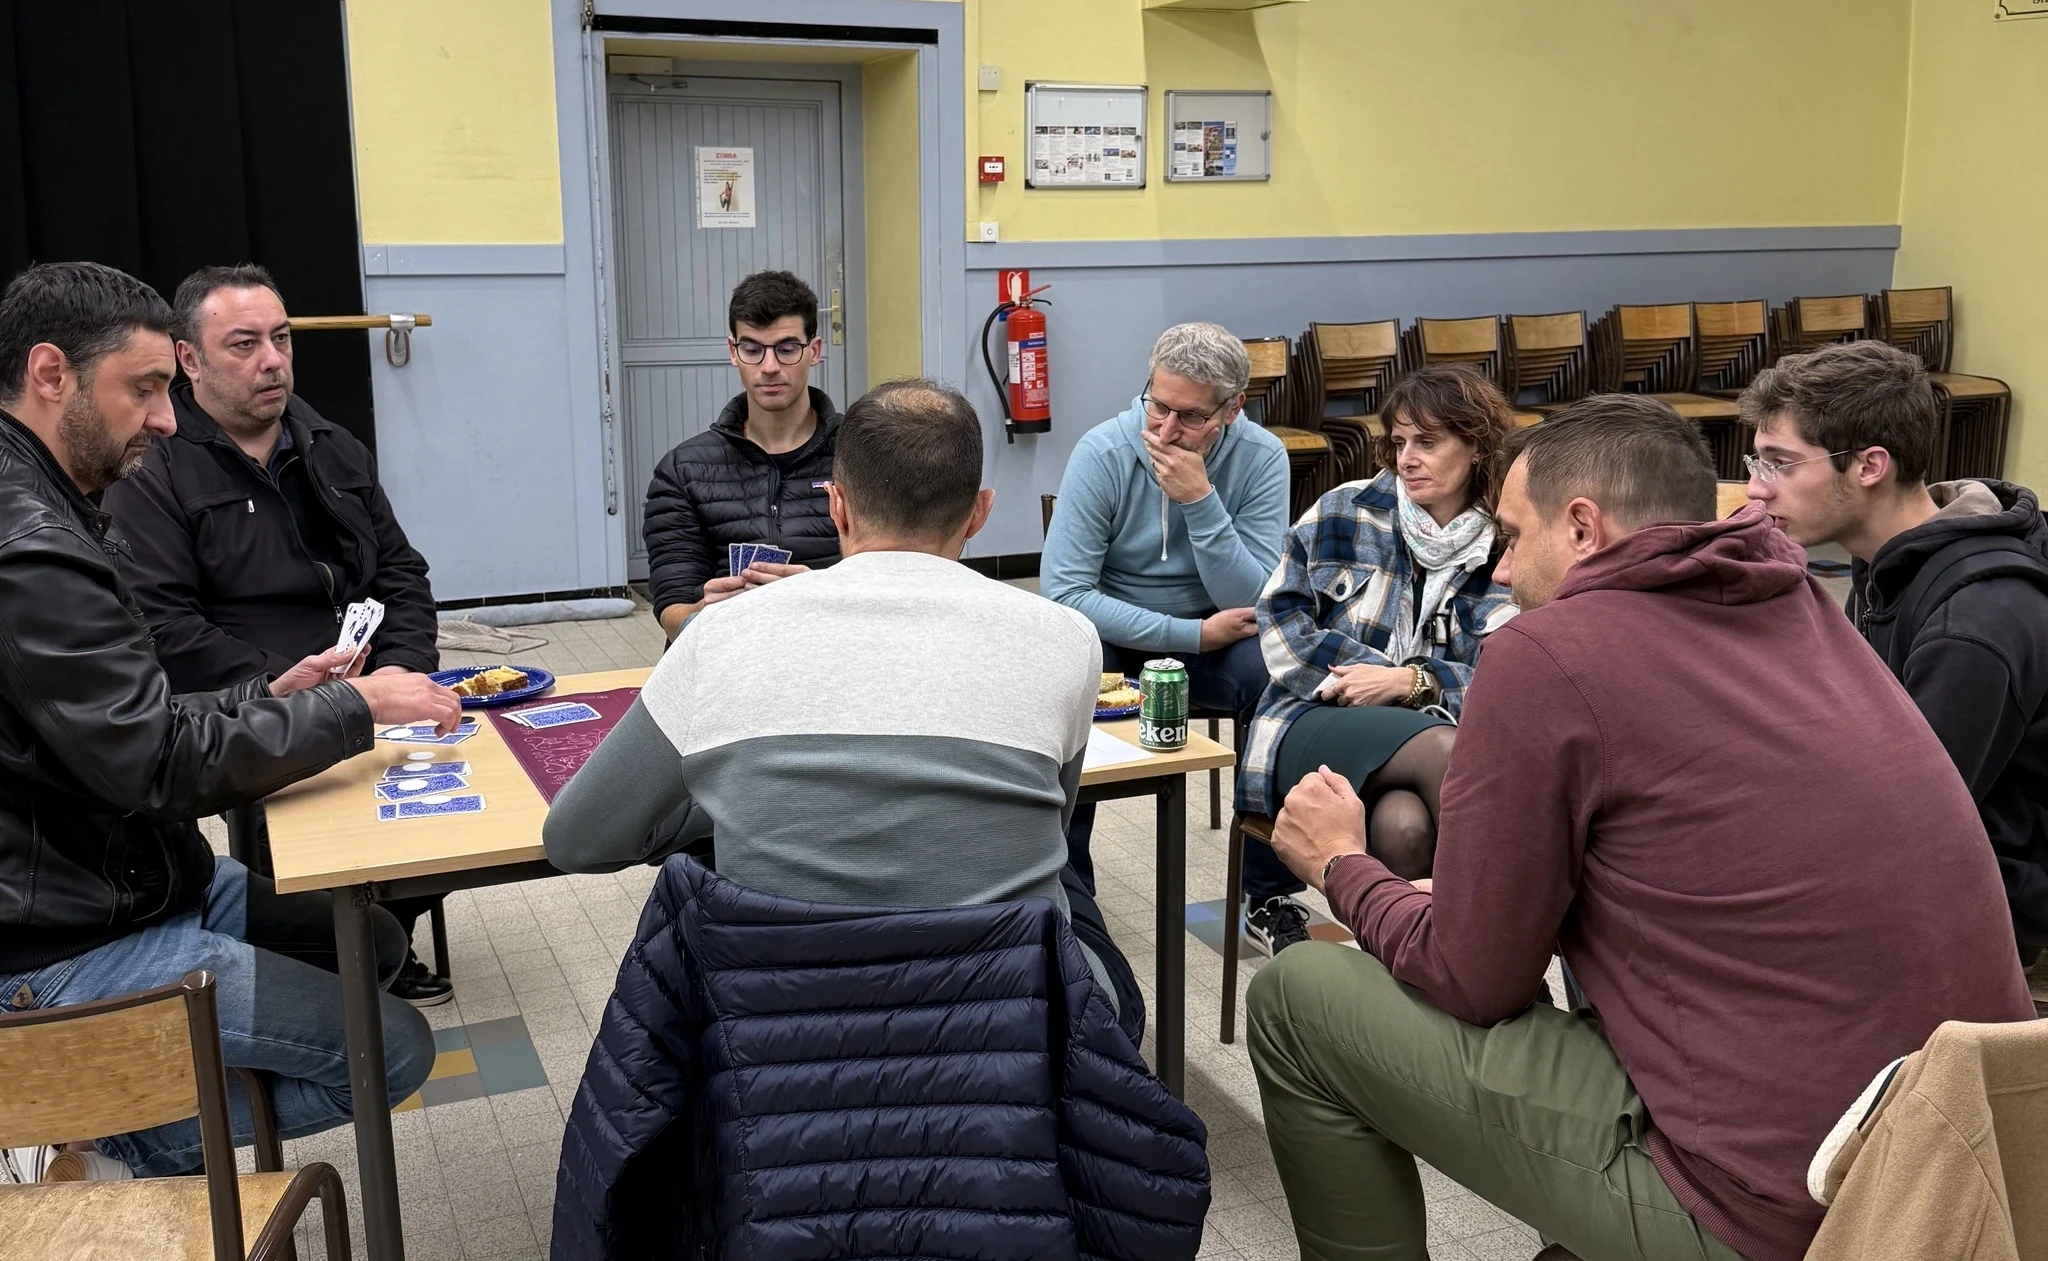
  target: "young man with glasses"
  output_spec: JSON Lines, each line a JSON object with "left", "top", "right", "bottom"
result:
{"left": 643, "top": 270, "right": 842, "bottom": 639}
{"left": 1040, "top": 323, "right": 1302, "bottom": 951}
{"left": 1741, "top": 340, "right": 2048, "bottom": 1000}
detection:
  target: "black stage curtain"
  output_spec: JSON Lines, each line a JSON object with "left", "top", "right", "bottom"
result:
{"left": 0, "top": 1, "right": 375, "bottom": 449}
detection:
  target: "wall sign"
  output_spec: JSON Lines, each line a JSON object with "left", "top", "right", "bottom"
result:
{"left": 695, "top": 146, "right": 755, "bottom": 229}
{"left": 1994, "top": 0, "right": 2048, "bottom": 17}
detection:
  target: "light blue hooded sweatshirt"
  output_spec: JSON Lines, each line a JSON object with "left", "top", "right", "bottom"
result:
{"left": 1041, "top": 396, "right": 1291, "bottom": 655}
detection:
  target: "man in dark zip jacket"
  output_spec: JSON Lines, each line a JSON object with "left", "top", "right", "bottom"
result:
{"left": 642, "top": 270, "right": 841, "bottom": 639}
{"left": 0, "top": 262, "right": 456, "bottom": 1182}
{"left": 1742, "top": 341, "right": 2048, "bottom": 983}
{"left": 102, "top": 264, "right": 452, "bottom": 1005}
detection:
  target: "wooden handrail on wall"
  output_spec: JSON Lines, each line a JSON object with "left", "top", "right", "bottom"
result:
{"left": 287, "top": 314, "right": 433, "bottom": 331}
{"left": 287, "top": 314, "right": 433, "bottom": 366}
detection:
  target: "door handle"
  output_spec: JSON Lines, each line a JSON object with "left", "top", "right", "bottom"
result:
{"left": 828, "top": 288, "right": 844, "bottom": 346}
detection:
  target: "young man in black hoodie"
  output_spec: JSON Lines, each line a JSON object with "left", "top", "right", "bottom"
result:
{"left": 1741, "top": 340, "right": 2048, "bottom": 1002}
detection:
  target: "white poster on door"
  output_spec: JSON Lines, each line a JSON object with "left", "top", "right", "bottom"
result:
{"left": 695, "top": 146, "right": 756, "bottom": 229}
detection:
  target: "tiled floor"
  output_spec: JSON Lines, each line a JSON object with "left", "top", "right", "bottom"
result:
{"left": 235, "top": 591, "right": 1549, "bottom": 1260}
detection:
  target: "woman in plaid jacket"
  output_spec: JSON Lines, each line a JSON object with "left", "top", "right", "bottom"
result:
{"left": 1237, "top": 366, "right": 1517, "bottom": 889}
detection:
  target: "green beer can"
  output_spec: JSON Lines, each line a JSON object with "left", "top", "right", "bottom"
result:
{"left": 1138, "top": 658, "right": 1190, "bottom": 751}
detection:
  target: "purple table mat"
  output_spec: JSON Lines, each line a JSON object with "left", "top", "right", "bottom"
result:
{"left": 486, "top": 688, "right": 641, "bottom": 804}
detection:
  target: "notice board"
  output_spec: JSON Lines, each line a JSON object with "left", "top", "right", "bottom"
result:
{"left": 1164, "top": 90, "right": 1273, "bottom": 182}
{"left": 1025, "top": 82, "right": 1148, "bottom": 189}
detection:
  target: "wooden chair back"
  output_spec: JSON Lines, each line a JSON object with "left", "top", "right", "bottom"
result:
{"left": 1305, "top": 320, "right": 1402, "bottom": 414}
{"left": 1040, "top": 493, "right": 1056, "bottom": 540}
{"left": 1594, "top": 303, "right": 1695, "bottom": 393}
{"left": 1403, "top": 316, "right": 1507, "bottom": 390}
{"left": 1780, "top": 294, "right": 1868, "bottom": 356}
{"left": 0, "top": 972, "right": 246, "bottom": 1261}
{"left": 1693, "top": 299, "right": 1772, "bottom": 393}
{"left": 1240, "top": 335, "right": 1294, "bottom": 428}
{"left": 1504, "top": 311, "right": 1591, "bottom": 405}
{"left": 1875, "top": 286, "right": 1955, "bottom": 372}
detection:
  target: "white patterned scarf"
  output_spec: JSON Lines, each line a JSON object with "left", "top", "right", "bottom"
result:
{"left": 1388, "top": 479, "right": 1495, "bottom": 665}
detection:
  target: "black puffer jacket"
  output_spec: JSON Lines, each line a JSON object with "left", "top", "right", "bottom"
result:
{"left": 0, "top": 411, "right": 373, "bottom": 975}
{"left": 1852, "top": 480, "right": 2048, "bottom": 960}
{"left": 642, "top": 389, "right": 841, "bottom": 617}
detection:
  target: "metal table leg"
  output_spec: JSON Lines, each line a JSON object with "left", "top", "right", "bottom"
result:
{"left": 334, "top": 885, "right": 405, "bottom": 1261}
{"left": 1154, "top": 776, "right": 1187, "bottom": 1098}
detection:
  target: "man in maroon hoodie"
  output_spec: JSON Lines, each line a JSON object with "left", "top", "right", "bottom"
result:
{"left": 1247, "top": 394, "right": 2032, "bottom": 1261}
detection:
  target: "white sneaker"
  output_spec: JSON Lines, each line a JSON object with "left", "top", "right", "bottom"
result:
{"left": 2, "top": 1146, "right": 53, "bottom": 1184}
{"left": 1, "top": 1144, "right": 131, "bottom": 1184}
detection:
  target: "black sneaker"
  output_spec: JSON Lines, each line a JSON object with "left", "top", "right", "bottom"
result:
{"left": 1243, "top": 896, "right": 1312, "bottom": 956}
{"left": 390, "top": 955, "right": 453, "bottom": 1007}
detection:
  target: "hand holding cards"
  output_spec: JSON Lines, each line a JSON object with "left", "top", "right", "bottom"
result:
{"left": 727, "top": 542, "right": 794, "bottom": 576}
{"left": 331, "top": 599, "right": 385, "bottom": 676}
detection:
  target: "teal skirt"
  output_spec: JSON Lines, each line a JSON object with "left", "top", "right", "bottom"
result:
{"left": 1273, "top": 703, "right": 1451, "bottom": 798}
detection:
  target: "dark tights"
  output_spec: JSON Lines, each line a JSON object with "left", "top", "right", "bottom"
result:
{"left": 1358, "top": 725, "right": 1455, "bottom": 880}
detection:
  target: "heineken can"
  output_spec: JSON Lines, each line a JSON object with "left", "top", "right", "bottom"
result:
{"left": 1138, "top": 658, "right": 1190, "bottom": 751}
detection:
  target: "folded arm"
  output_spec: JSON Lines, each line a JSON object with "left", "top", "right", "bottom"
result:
{"left": 1184, "top": 445, "right": 1290, "bottom": 610}
{"left": 1041, "top": 453, "right": 1203, "bottom": 655}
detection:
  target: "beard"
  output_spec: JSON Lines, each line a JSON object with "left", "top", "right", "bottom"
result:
{"left": 58, "top": 388, "right": 152, "bottom": 493}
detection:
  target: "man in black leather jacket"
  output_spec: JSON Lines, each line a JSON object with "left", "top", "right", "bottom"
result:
{"left": 0, "top": 262, "right": 460, "bottom": 1182}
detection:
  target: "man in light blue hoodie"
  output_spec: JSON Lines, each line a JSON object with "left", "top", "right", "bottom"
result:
{"left": 1042, "top": 323, "right": 1308, "bottom": 953}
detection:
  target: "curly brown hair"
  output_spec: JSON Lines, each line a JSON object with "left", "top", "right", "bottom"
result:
{"left": 1373, "top": 364, "right": 1516, "bottom": 517}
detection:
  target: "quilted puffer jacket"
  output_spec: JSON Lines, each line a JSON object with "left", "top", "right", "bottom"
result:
{"left": 553, "top": 858, "right": 1211, "bottom": 1261}
{"left": 641, "top": 389, "right": 841, "bottom": 618}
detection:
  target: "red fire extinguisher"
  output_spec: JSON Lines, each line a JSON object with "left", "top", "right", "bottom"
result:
{"left": 982, "top": 269, "right": 1052, "bottom": 441}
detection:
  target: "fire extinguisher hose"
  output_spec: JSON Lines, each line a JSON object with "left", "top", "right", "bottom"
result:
{"left": 979, "top": 301, "right": 1018, "bottom": 424}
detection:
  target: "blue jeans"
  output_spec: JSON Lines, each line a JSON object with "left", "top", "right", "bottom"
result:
{"left": 1070, "top": 635, "right": 1302, "bottom": 904}
{"left": 0, "top": 857, "right": 435, "bottom": 1177}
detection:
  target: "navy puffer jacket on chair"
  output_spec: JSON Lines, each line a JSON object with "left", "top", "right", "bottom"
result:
{"left": 552, "top": 857, "right": 1211, "bottom": 1261}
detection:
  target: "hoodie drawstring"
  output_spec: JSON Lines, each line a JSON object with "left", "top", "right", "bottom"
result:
{"left": 1160, "top": 484, "right": 1169, "bottom": 562}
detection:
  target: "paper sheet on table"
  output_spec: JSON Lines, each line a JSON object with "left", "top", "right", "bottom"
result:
{"left": 1084, "top": 726, "right": 1151, "bottom": 771}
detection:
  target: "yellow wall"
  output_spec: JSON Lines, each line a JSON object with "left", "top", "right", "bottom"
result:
{"left": 863, "top": 53, "right": 925, "bottom": 383}
{"left": 346, "top": 0, "right": 563, "bottom": 244}
{"left": 1895, "top": 2, "right": 2047, "bottom": 489}
{"left": 967, "top": 0, "right": 1912, "bottom": 241}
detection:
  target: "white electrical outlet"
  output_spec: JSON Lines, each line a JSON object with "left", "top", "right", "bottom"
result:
{"left": 978, "top": 221, "right": 1000, "bottom": 243}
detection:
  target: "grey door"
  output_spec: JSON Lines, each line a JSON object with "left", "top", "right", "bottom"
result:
{"left": 608, "top": 74, "right": 850, "bottom": 577}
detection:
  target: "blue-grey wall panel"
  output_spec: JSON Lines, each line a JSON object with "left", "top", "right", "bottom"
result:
{"left": 962, "top": 236, "right": 1897, "bottom": 558}
{"left": 365, "top": 272, "right": 599, "bottom": 601}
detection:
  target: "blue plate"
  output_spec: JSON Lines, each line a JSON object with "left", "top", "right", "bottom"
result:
{"left": 1094, "top": 676, "right": 1142, "bottom": 722}
{"left": 430, "top": 665, "right": 556, "bottom": 709}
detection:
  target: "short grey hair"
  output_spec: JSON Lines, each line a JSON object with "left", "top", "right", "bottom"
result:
{"left": 1148, "top": 322, "right": 1250, "bottom": 403}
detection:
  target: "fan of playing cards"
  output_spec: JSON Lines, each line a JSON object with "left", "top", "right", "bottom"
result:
{"left": 331, "top": 598, "right": 385, "bottom": 676}
{"left": 730, "top": 541, "right": 793, "bottom": 574}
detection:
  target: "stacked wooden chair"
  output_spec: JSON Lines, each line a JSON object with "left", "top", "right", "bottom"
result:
{"left": 1773, "top": 294, "right": 1868, "bottom": 358}
{"left": 1589, "top": 301, "right": 1757, "bottom": 478}
{"left": 1504, "top": 311, "right": 1594, "bottom": 415}
{"left": 1402, "top": 316, "right": 1543, "bottom": 426}
{"left": 1241, "top": 335, "right": 1334, "bottom": 522}
{"left": 1870, "top": 286, "right": 2012, "bottom": 479}
{"left": 1297, "top": 320, "right": 1403, "bottom": 485}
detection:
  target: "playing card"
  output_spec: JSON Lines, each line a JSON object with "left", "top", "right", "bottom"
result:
{"left": 508, "top": 701, "right": 601, "bottom": 730}
{"left": 752, "top": 545, "right": 792, "bottom": 566}
{"left": 376, "top": 794, "right": 486, "bottom": 821}
{"left": 736, "top": 543, "right": 761, "bottom": 572}
{"left": 376, "top": 717, "right": 478, "bottom": 744}
{"left": 330, "top": 599, "right": 386, "bottom": 676}
{"left": 382, "top": 760, "right": 470, "bottom": 780}
{"left": 727, "top": 542, "right": 745, "bottom": 575}
{"left": 375, "top": 772, "right": 470, "bottom": 801}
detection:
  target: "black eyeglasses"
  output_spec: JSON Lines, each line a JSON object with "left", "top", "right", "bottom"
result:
{"left": 1141, "top": 393, "right": 1228, "bottom": 428}
{"left": 732, "top": 338, "right": 811, "bottom": 366}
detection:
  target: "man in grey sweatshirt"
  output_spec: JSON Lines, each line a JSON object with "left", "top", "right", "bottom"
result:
{"left": 543, "top": 377, "right": 1143, "bottom": 1041}
{"left": 1039, "top": 323, "right": 1303, "bottom": 953}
